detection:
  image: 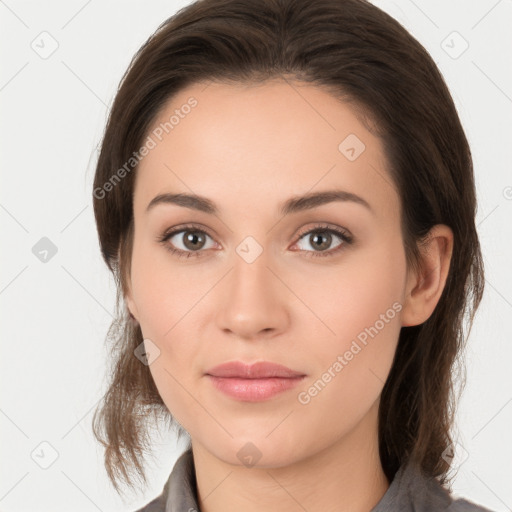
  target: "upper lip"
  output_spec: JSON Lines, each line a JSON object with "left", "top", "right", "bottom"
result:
{"left": 206, "top": 361, "right": 305, "bottom": 379}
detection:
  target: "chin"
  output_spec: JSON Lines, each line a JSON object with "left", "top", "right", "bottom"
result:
{"left": 203, "top": 432, "right": 307, "bottom": 469}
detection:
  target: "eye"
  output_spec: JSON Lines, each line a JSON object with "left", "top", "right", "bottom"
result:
{"left": 157, "top": 222, "right": 353, "bottom": 259}
{"left": 157, "top": 224, "right": 217, "bottom": 259}
{"left": 292, "top": 223, "right": 353, "bottom": 258}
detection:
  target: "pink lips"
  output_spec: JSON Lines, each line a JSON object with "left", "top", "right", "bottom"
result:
{"left": 205, "top": 361, "right": 306, "bottom": 402}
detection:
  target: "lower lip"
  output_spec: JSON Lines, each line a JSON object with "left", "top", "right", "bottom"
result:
{"left": 206, "top": 375, "right": 305, "bottom": 402}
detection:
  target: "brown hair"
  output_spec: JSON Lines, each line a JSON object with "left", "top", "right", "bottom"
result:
{"left": 91, "top": 0, "right": 484, "bottom": 495}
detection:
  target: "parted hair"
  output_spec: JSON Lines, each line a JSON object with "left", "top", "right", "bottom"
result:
{"left": 91, "top": 0, "right": 484, "bottom": 494}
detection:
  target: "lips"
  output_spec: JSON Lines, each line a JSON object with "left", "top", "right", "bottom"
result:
{"left": 205, "top": 361, "right": 306, "bottom": 402}
{"left": 205, "top": 361, "right": 305, "bottom": 379}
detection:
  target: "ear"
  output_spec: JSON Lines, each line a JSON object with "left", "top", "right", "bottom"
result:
{"left": 125, "top": 280, "right": 139, "bottom": 322}
{"left": 401, "top": 224, "right": 454, "bottom": 327}
{"left": 119, "top": 245, "right": 139, "bottom": 322}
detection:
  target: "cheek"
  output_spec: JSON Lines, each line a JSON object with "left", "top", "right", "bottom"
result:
{"left": 303, "top": 238, "right": 405, "bottom": 343}
{"left": 291, "top": 255, "right": 404, "bottom": 438}
{"left": 129, "top": 239, "right": 215, "bottom": 395}
{"left": 129, "top": 239, "right": 202, "bottom": 338}
{"left": 129, "top": 242, "right": 206, "bottom": 424}
{"left": 300, "top": 238, "right": 406, "bottom": 389}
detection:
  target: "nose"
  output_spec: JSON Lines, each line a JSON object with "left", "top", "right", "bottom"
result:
{"left": 215, "top": 245, "right": 290, "bottom": 340}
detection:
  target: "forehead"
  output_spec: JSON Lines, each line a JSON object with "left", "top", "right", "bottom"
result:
{"left": 134, "top": 79, "right": 399, "bottom": 223}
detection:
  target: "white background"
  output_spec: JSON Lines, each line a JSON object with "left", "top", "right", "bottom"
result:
{"left": 1, "top": 0, "right": 511, "bottom": 511}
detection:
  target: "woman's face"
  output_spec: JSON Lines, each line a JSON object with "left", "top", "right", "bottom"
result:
{"left": 126, "top": 79, "right": 411, "bottom": 467}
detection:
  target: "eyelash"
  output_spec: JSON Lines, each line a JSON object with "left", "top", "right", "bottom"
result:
{"left": 157, "top": 223, "right": 353, "bottom": 260}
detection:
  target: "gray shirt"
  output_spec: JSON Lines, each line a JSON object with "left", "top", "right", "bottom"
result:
{"left": 135, "top": 449, "right": 495, "bottom": 512}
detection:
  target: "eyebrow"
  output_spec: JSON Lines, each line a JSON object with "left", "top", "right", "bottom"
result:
{"left": 145, "top": 189, "right": 374, "bottom": 216}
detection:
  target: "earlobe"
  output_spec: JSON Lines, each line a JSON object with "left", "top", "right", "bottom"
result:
{"left": 401, "top": 225, "right": 454, "bottom": 327}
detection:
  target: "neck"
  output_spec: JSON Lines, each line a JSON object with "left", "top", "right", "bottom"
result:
{"left": 191, "top": 399, "right": 390, "bottom": 512}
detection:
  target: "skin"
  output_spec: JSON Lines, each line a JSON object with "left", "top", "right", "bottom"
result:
{"left": 125, "top": 78, "right": 453, "bottom": 512}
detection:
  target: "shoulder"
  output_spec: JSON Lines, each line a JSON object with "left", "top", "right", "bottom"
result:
{"left": 133, "top": 492, "right": 167, "bottom": 512}
{"left": 447, "top": 497, "right": 496, "bottom": 512}
{"left": 372, "top": 460, "right": 497, "bottom": 512}
{"left": 416, "top": 468, "right": 497, "bottom": 512}
{"left": 131, "top": 449, "right": 197, "bottom": 512}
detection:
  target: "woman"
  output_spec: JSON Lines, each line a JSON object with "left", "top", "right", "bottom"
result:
{"left": 91, "top": 0, "right": 493, "bottom": 510}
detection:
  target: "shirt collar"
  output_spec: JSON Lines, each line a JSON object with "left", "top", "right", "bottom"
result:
{"left": 165, "top": 449, "right": 198, "bottom": 512}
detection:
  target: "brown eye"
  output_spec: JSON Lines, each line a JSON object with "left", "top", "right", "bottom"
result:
{"left": 293, "top": 225, "right": 353, "bottom": 258}
{"left": 180, "top": 230, "right": 208, "bottom": 251}
{"left": 159, "top": 226, "right": 216, "bottom": 258}
{"left": 307, "top": 231, "right": 334, "bottom": 251}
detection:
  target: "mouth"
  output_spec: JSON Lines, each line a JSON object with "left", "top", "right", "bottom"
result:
{"left": 205, "top": 361, "right": 306, "bottom": 402}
